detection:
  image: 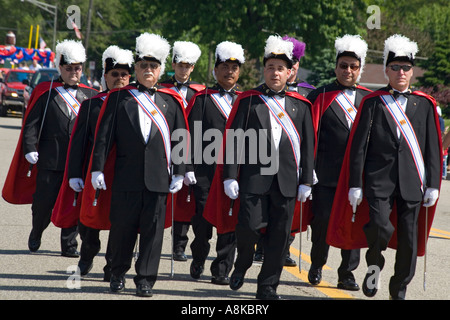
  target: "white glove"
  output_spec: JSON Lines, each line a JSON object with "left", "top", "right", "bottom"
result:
{"left": 423, "top": 188, "right": 439, "bottom": 207}
{"left": 91, "top": 171, "right": 106, "bottom": 190}
{"left": 348, "top": 187, "right": 363, "bottom": 213}
{"left": 169, "top": 175, "right": 184, "bottom": 193}
{"left": 69, "top": 178, "right": 84, "bottom": 192}
{"left": 297, "top": 184, "right": 312, "bottom": 202}
{"left": 224, "top": 179, "right": 239, "bottom": 200}
{"left": 313, "top": 170, "right": 319, "bottom": 185}
{"left": 183, "top": 171, "right": 197, "bottom": 186}
{"left": 25, "top": 152, "right": 39, "bottom": 164}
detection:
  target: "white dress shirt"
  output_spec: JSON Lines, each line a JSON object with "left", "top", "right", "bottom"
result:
{"left": 138, "top": 93, "right": 153, "bottom": 143}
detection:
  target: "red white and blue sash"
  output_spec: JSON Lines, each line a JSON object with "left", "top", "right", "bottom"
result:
{"left": 335, "top": 91, "right": 357, "bottom": 125}
{"left": 129, "top": 88, "right": 171, "bottom": 172}
{"left": 259, "top": 95, "right": 301, "bottom": 176}
{"left": 169, "top": 86, "right": 189, "bottom": 108}
{"left": 55, "top": 86, "right": 81, "bottom": 116}
{"left": 210, "top": 92, "right": 233, "bottom": 119}
{"left": 380, "top": 94, "right": 425, "bottom": 191}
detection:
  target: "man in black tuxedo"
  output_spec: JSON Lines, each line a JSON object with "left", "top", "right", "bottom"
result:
{"left": 90, "top": 33, "right": 187, "bottom": 297}
{"left": 224, "top": 35, "right": 315, "bottom": 300}
{"left": 306, "top": 35, "right": 372, "bottom": 290}
{"left": 66, "top": 45, "right": 133, "bottom": 279}
{"left": 183, "top": 41, "right": 245, "bottom": 285}
{"left": 348, "top": 34, "right": 441, "bottom": 299}
{"left": 23, "top": 40, "right": 97, "bottom": 256}
{"left": 160, "top": 41, "right": 205, "bottom": 262}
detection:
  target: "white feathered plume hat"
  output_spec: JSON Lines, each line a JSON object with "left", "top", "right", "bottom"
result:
{"left": 335, "top": 34, "right": 368, "bottom": 81}
{"left": 54, "top": 39, "right": 86, "bottom": 74}
{"left": 172, "top": 41, "right": 201, "bottom": 65}
{"left": 214, "top": 41, "right": 245, "bottom": 67}
{"left": 263, "top": 35, "right": 294, "bottom": 68}
{"left": 134, "top": 33, "right": 171, "bottom": 78}
{"left": 383, "top": 34, "right": 418, "bottom": 67}
{"left": 383, "top": 34, "right": 418, "bottom": 79}
{"left": 101, "top": 45, "right": 134, "bottom": 89}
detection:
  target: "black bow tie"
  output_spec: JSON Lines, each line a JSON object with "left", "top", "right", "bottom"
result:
{"left": 219, "top": 88, "right": 236, "bottom": 97}
{"left": 287, "top": 82, "right": 298, "bottom": 87}
{"left": 391, "top": 90, "right": 410, "bottom": 99}
{"left": 138, "top": 84, "right": 157, "bottom": 95}
{"left": 64, "top": 83, "right": 78, "bottom": 90}
{"left": 267, "top": 89, "right": 285, "bottom": 98}
{"left": 175, "top": 81, "right": 188, "bottom": 89}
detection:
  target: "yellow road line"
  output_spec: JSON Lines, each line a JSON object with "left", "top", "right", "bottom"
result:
{"left": 285, "top": 247, "right": 355, "bottom": 299}
{"left": 289, "top": 247, "right": 331, "bottom": 270}
{"left": 431, "top": 227, "right": 450, "bottom": 236}
{"left": 430, "top": 231, "right": 450, "bottom": 240}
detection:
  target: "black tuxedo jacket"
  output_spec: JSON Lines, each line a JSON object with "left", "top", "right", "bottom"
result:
{"left": 91, "top": 84, "right": 187, "bottom": 193}
{"left": 67, "top": 92, "right": 107, "bottom": 179}
{"left": 23, "top": 85, "right": 97, "bottom": 171}
{"left": 223, "top": 85, "right": 315, "bottom": 197}
{"left": 349, "top": 87, "right": 441, "bottom": 201}
{"left": 186, "top": 84, "right": 240, "bottom": 187}
{"left": 308, "top": 82, "right": 372, "bottom": 187}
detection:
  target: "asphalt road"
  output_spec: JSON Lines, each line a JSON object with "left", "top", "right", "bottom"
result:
{"left": 0, "top": 115, "right": 448, "bottom": 309}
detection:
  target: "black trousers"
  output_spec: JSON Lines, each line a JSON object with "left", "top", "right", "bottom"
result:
{"left": 78, "top": 221, "right": 112, "bottom": 272}
{"left": 190, "top": 183, "right": 236, "bottom": 277}
{"left": 173, "top": 221, "right": 190, "bottom": 254}
{"left": 310, "top": 185, "right": 360, "bottom": 280}
{"left": 109, "top": 189, "right": 167, "bottom": 287}
{"left": 234, "top": 178, "right": 295, "bottom": 290}
{"left": 365, "top": 191, "right": 421, "bottom": 299}
{"left": 31, "top": 168, "right": 78, "bottom": 252}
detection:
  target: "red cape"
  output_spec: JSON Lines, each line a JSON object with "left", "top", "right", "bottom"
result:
{"left": 78, "top": 85, "right": 188, "bottom": 230}
{"left": 202, "top": 90, "right": 317, "bottom": 234}
{"left": 51, "top": 92, "right": 108, "bottom": 228}
{"left": 173, "top": 89, "right": 243, "bottom": 223}
{"left": 159, "top": 82, "right": 206, "bottom": 93}
{"left": 2, "top": 81, "right": 94, "bottom": 205}
{"left": 295, "top": 85, "right": 373, "bottom": 234}
{"left": 326, "top": 90, "right": 442, "bottom": 256}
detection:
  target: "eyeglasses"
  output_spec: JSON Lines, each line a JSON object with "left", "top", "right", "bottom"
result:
{"left": 138, "top": 62, "right": 160, "bottom": 70}
{"left": 110, "top": 71, "right": 130, "bottom": 78}
{"left": 63, "top": 65, "right": 82, "bottom": 72}
{"left": 338, "top": 63, "right": 360, "bottom": 71}
{"left": 388, "top": 64, "right": 413, "bottom": 72}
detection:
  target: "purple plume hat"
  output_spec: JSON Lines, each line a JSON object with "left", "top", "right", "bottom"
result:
{"left": 282, "top": 35, "right": 306, "bottom": 62}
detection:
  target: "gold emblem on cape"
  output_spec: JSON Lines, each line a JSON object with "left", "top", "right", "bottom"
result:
{"left": 278, "top": 112, "right": 284, "bottom": 118}
{"left": 151, "top": 110, "right": 157, "bottom": 116}
{"left": 400, "top": 119, "right": 406, "bottom": 125}
{"left": 347, "top": 108, "right": 353, "bottom": 112}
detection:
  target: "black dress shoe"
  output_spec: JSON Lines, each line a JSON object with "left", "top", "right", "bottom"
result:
{"left": 173, "top": 251, "right": 188, "bottom": 261}
{"left": 28, "top": 238, "right": 41, "bottom": 253}
{"left": 253, "top": 252, "right": 264, "bottom": 262}
{"left": 229, "top": 272, "right": 244, "bottom": 291}
{"left": 256, "top": 286, "right": 281, "bottom": 300}
{"left": 211, "top": 276, "right": 229, "bottom": 285}
{"left": 78, "top": 260, "right": 93, "bottom": 276}
{"left": 362, "top": 273, "right": 378, "bottom": 297}
{"left": 136, "top": 284, "right": 153, "bottom": 297}
{"left": 337, "top": 278, "right": 360, "bottom": 291}
{"left": 308, "top": 267, "right": 322, "bottom": 285}
{"left": 190, "top": 261, "right": 204, "bottom": 279}
{"left": 284, "top": 256, "right": 297, "bottom": 267}
{"left": 61, "top": 248, "right": 80, "bottom": 258}
{"left": 110, "top": 276, "right": 125, "bottom": 293}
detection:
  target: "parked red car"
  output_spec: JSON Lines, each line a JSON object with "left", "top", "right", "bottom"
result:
{"left": 0, "top": 69, "right": 35, "bottom": 116}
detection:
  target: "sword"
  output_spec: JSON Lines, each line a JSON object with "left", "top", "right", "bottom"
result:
{"left": 170, "top": 174, "right": 175, "bottom": 278}
{"left": 424, "top": 206, "right": 429, "bottom": 291}
{"left": 299, "top": 201, "right": 303, "bottom": 273}
{"left": 27, "top": 76, "right": 54, "bottom": 177}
